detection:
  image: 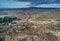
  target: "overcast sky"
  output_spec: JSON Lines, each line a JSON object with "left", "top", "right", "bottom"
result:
{"left": 0, "top": 0, "right": 60, "bottom": 8}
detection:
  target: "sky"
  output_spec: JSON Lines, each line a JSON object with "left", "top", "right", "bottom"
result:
{"left": 0, "top": 0, "right": 60, "bottom": 8}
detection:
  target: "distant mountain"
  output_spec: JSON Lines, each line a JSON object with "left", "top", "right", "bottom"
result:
{"left": 0, "top": 7, "right": 60, "bottom": 11}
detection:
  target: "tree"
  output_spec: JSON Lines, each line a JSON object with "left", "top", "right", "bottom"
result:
{"left": 3, "top": 16, "right": 13, "bottom": 23}
{"left": 0, "top": 18, "right": 3, "bottom": 23}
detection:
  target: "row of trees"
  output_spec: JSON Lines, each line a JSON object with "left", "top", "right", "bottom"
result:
{"left": 0, "top": 16, "right": 17, "bottom": 23}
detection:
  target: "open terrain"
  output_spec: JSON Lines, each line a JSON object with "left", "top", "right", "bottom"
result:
{"left": 0, "top": 9, "right": 60, "bottom": 41}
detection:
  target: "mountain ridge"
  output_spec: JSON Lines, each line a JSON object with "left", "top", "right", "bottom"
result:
{"left": 0, "top": 7, "right": 60, "bottom": 11}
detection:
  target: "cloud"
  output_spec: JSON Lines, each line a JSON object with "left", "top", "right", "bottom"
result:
{"left": 15, "top": 0, "right": 60, "bottom": 6}
{"left": 0, "top": 0, "right": 60, "bottom": 8}
{"left": 36, "top": 4, "right": 60, "bottom": 8}
{"left": 0, "top": 1, "right": 30, "bottom": 8}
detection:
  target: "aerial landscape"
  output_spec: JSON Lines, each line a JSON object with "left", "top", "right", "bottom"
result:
{"left": 0, "top": 0, "right": 60, "bottom": 41}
